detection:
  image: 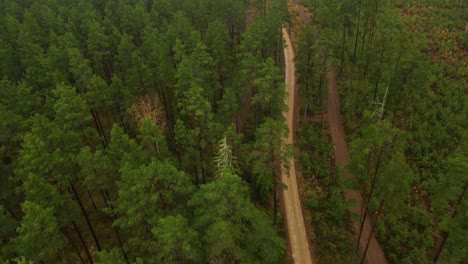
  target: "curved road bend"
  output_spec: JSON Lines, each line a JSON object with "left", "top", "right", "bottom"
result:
{"left": 282, "top": 28, "right": 313, "bottom": 264}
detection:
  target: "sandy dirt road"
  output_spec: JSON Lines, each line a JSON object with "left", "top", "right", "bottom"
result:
{"left": 281, "top": 28, "right": 313, "bottom": 264}
{"left": 327, "top": 69, "right": 387, "bottom": 264}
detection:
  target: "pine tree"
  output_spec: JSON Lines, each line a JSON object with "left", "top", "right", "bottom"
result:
{"left": 189, "top": 172, "right": 285, "bottom": 263}
{"left": 14, "top": 202, "right": 67, "bottom": 262}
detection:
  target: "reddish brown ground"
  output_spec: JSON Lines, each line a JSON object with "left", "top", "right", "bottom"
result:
{"left": 327, "top": 69, "right": 388, "bottom": 264}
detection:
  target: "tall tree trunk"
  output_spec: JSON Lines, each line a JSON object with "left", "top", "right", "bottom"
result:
{"left": 1, "top": 199, "right": 18, "bottom": 220}
{"left": 352, "top": 151, "right": 373, "bottom": 262}
{"left": 71, "top": 221, "right": 93, "bottom": 264}
{"left": 94, "top": 109, "right": 108, "bottom": 145}
{"left": 353, "top": 0, "right": 363, "bottom": 63}
{"left": 360, "top": 198, "right": 385, "bottom": 264}
{"left": 104, "top": 57, "right": 113, "bottom": 84}
{"left": 86, "top": 189, "right": 98, "bottom": 212}
{"left": 199, "top": 143, "right": 206, "bottom": 184}
{"left": 362, "top": 53, "right": 370, "bottom": 79}
{"left": 360, "top": 14, "right": 370, "bottom": 57}
{"left": 98, "top": 188, "right": 129, "bottom": 263}
{"left": 353, "top": 147, "right": 384, "bottom": 260}
{"left": 62, "top": 228, "right": 85, "bottom": 264}
{"left": 273, "top": 188, "right": 278, "bottom": 226}
{"left": 91, "top": 109, "right": 108, "bottom": 148}
{"left": 373, "top": 77, "right": 380, "bottom": 101}
{"left": 367, "top": 2, "right": 379, "bottom": 52}
{"left": 433, "top": 181, "right": 467, "bottom": 263}
{"left": 69, "top": 183, "right": 102, "bottom": 252}
{"left": 305, "top": 50, "right": 312, "bottom": 116}
{"left": 340, "top": 22, "right": 347, "bottom": 77}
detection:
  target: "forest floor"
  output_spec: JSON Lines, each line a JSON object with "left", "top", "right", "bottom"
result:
{"left": 327, "top": 70, "right": 387, "bottom": 264}
{"left": 281, "top": 28, "right": 313, "bottom": 264}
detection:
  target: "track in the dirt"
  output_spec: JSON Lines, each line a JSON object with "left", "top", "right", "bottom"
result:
{"left": 289, "top": 1, "right": 388, "bottom": 263}
{"left": 327, "top": 70, "right": 387, "bottom": 264}
{"left": 281, "top": 28, "right": 313, "bottom": 264}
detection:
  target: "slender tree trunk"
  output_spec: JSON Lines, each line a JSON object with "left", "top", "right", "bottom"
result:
{"left": 198, "top": 143, "right": 206, "bottom": 184}
{"left": 367, "top": 2, "right": 378, "bottom": 51}
{"left": 433, "top": 232, "right": 448, "bottom": 264}
{"left": 64, "top": 230, "right": 86, "bottom": 264}
{"left": 269, "top": 124, "right": 278, "bottom": 226}
{"left": 79, "top": 126, "right": 92, "bottom": 146}
{"left": 360, "top": 14, "right": 370, "bottom": 57}
{"left": 319, "top": 73, "right": 323, "bottom": 108}
{"left": 193, "top": 153, "right": 199, "bottom": 186}
{"left": 1, "top": 199, "right": 18, "bottom": 220}
{"left": 340, "top": 22, "right": 347, "bottom": 77}
{"left": 368, "top": 146, "right": 385, "bottom": 202}
{"left": 86, "top": 190, "right": 98, "bottom": 212}
{"left": 116, "top": 105, "right": 127, "bottom": 131}
{"left": 104, "top": 57, "right": 113, "bottom": 83}
{"left": 97, "top": 188, "right": 129, "bottom": 263}
{"left": 91, "top": 110, "right": 108, "bottom": 148}
{"left": 69, "top": 182, "right": 102, "bottom": 251}
{"left": 354, "top": 150, "right": 374, "bottom": 261}
{"left": 273, "top": 188, "right": 278, "bottom": 226}
{"left": 373, "top": 77, "right": 380, "bottom": 101}
{"left": 71, "top": 220, "right": 93, "bottom": 264}
{"left": 353, "top": 147, "right": 384, "bottom": 261}
{"left": 360, "top": 198, "right": 385, "bottom": 264}
{"left": 305, "top": 51, "right": 312, "bottom": 116}
{"left": 353, "top": 0, "right": 362, "bottom": 63}
{"left": 433, "top": 181, "right": 467, "bottom": 263}
{"left": 94, "top": 109, "right": 108, "bottom": 145}
{"left": 100, "top": 189, "right": 109, "bottom": 208}
{"left": 155, "top": 77, "right": 172, "bottom": 130}
{"left": 362, "top": 53, "right": 370, "bottom": 79}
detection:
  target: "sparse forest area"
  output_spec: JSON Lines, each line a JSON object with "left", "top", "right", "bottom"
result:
{"left": 0, "top": 0, "right": 291, "bottom": 263}
{"left": 295, "top": 0, "right": 466, "bottom": 263}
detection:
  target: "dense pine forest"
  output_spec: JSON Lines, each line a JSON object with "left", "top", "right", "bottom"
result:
{"left": 0, "top": 0, "right": 291, "bottom": 262}
{"left": 0, "top": 0, "right": 466, "bottom": 263}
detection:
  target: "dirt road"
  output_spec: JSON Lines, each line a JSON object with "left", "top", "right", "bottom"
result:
{"left": 281, "top": 28, "right": 313, "bottom": 264}
{"left": 327, "top": 69, "right": 387, "bottom": 264}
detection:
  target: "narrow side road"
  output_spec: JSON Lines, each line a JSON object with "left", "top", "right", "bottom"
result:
{"left": 327, "top": 69, "right": 388, "bottom": 264}
{"left": 281, "top": 28, "right": 313, "bottom": 264}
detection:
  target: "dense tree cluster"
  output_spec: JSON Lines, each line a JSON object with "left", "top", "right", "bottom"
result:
{"left": 296, "top": 0, "right": 466, "bottom": 263}
{"left": 0, "top": 0, "right": 290, "bottom": 263}
{"left": 296, "top": 123, "right": 354, "bottom": 263}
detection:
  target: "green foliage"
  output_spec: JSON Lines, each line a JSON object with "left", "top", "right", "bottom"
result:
{"left": 296, "top": 25, "right": 325, "bottom": 116}
{"left": 115, "top": 160, "right": 194, "bottom": 229}
{"left": 0, "top": 0, "right": 289, "bottom": 262}
{"left": 114, "top": 159, "right": 195, "bottom": 260}
{"left": 305, "top": 0, "right": 468, "bottom": 262}
{"left": 297, "top": 123, "right": 353, "bottom": 262}
{"left": 152, "top": 215, "right": 202, "bottom": 263}
{"left": 189, "top": 172, "right": 285, "bottom": 263}
{"left": 96, "top": 249, "right": 127, "bottom": 264}
{"left": 251, "top": 118, "right": 289, "bottom": 199}
{"left": 14, "top": 202, "right": 66, "bottom": 262}
{"left": 251, "top": 57, "right": 286, "bottom": 119}
{"left": 0, "top": 206, "right": 16, "bottom": 259}
{"left": 137, "top": 118, "right": 169, "bottom": 159}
